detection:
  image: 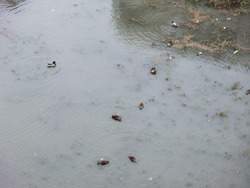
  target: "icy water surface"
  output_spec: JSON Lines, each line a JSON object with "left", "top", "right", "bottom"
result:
{"left": 0, "top": 0, "right": 250, "bottom": 187}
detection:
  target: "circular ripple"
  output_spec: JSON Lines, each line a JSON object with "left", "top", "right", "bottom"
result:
{"left": 112, "top": 0, "right": 186, "bottom": 47}
{"left": 0, "top": 85, "right": 65, "bottom": 171}
{"left": 85, "top": 129, "right": 168, "bottom": 187}
{"left": 8, "top": 56, "right": 62, "bottom": 81}
{"left": 67, "top": 95, "right": 145, "bottom": 139}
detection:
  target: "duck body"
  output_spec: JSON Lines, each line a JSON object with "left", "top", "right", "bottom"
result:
{"left": 128, "top": 156, "right": 137, "bottom": 163}
{"left": 150, "top": 67, "right": 157, "bottom": 75}
{"left": 138, "top": 103, "right": 144, "bottom": 110}
{"left": 167, "top": 40, "right": 173, "bottom": 47}
{"left": 112, "top": 115, "right": 122, "bottom": 121}
{"left": 97, "top": 160, "right": 109, "bottom": 166}
{"left": 171, "top": 21, "right": 177, "bottom": 28}
{"left": 246, "top": 89, "right": 250, "bottom": 95}
{"left": 47, "top": 61, "right": 56, "bottom": 68}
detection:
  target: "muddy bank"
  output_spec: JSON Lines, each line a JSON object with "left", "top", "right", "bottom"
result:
{"left": 112, "top": 0, "right": 250, "bottom": 70}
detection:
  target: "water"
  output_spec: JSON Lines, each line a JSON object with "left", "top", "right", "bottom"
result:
{"left": 0, "top": 0, "right": 250, "bottom": 187}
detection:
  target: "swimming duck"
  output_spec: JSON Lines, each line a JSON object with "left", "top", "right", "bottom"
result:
{"left": 171, "top": 21, "right": 177, "bottom": 28}
{"left": 246, "top": 89, "right": 250, "bottom": 95}
{"left": 138, "top": 102, "right": 144, "bottom": 110}
{"left": 97, "top": 160, "right": 109, "bottom": 166}
{"left": 112, "top": 115, "right": 122, "bottom": 122}
{"left": 150, "top": 67, "right": 157, "bottom": 75}
{"left": 128, "top": 156, "right": 137, "bottom": 163}
{"left": 167, "top": 40, "right": 173, "bottom": 47}
{"left": 47, "top": 61, "right": 56, "bottom": 68}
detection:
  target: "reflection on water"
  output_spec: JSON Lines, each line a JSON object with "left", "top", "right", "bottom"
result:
{"left": 0, "top": 0, "right": 250, "bottom": 187}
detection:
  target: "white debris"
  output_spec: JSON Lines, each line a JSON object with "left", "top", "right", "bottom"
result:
{"left": 223, "top": 27, "right": 226, "bottom": 29}
{"left": 233, "top": 50, "right": 238, "bottom": 54}
{"left": 148, "top": 177, "right": 153, "bottom": 181}
{"left": 227, "top": 18, "right": 231, "bottom": 20}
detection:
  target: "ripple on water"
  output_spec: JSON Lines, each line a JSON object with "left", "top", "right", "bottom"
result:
{"left": 111, "top": 0, "right": 186, "bottom": 47}
{"left": 85, "top": 128, "right": 167, "bottom": 187}
{"left": 7, "top": 56, "right": 62, "bottom": 81}
{"left": 66, "top": 97, "right": 139, "bottom": 140}
{"left": 0, "top": 0, "right": 29, "bottom": 14}
{"left": 0, "top": 82, "right": 66, "bottom": 170}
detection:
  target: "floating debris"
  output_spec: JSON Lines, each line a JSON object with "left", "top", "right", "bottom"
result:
{"left": 148, "top": 177, "right": 153, "bottom": 181}
{"left": 216, "top": 112, "right": 228, "bottom": 118}
{"left": 169, "top": 55, "right": 174, "bottom": 59}
{"left": 112, "top": 115, "right": 122, "bottom": 122}
{"left": 118, "top": 177, "right": 124, "bottom": 181}
{"left": 228, "top": 82, "right": 242, "bottom": 91}
{"left": 2, "top": 28, "right": 12, "bottom": 38}
{"left": 138, "top": 103, "right": 144, "bottom": 110}
{"left": 224, "top": 152, "right": 233, "bottom": 159}
{"left": 145, "top": 1, "right": 157, "bottom": 9}
{"left": 171, "top": 21, "right": 177, "bottom": 28}
{"left": 167, "top": 40, "right": 173, "bottom": 47}
{"left": 151, "top": 42, "right": 157, "bottom": 46}
{"left": 246, "top": 89, "right": 250, "bottom": 95}
{"left": 233, "top": 50, "right": 238, "bottom": 54}
{"left": 131, "top": 17, "right": 144, "bottom": 24}
{"left": 175, "top": 84, "right": 181, "bottom": 88}
{"left": 128, "top": 156, "right": 137, "bottom": 163}
{"left": 227, "top": 18, "right": 231, "bottom": 20}
{"left": 97, "top": 159, "right": 109, "bottom": 166}
{"left": 116, "top": 64, "right": 124, "bottom": 69}
{"left": 47, "top": 61, "right": 56, "bottom": 68}
{"left": 197, "top": 51, "right": 202, "bottom": 56}
{"left": 150, "top": 67, "right": 157, "bottom": 75}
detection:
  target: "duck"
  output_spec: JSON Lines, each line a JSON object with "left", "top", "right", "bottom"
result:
{"left": 128, "top": 156, "right": 137, "bottom": 163}
{"left": 97, "top": 160, "right": 109, "bottom": 166}
{"left": 167, "top": 40, "right": 173, "bottom": 47}
{"left": 47, "top": 61, "right": 56, "bottom": 68}
{"left": 246, "top": 89, "right": 250, "bottom": 95}
{"left": 171, "top": 21, "right": 177, "bottom": 28}
{"left": 138, "top": 102, "right": 144, "bottom": 110}
{"left": 150, "top": 67, "right": 157, "bottom": 75}
{"left": 112, "top": 115, "right": 122, "bottom": 122}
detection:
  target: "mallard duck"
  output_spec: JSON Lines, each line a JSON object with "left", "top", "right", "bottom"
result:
{"left": 128, "top": 156, "right": 137, "bottom": 163}
{"left": 97, "top": 160, "right": 109, "bottom": 166}
{"left": 150, "top": 67, "right": 157, "bottom": 75}
{"left": 47, "top": 61, "right": 56, "bottom": 68}
{"left": 138, "top": 102, "right": 144, "bottom": 110}
{"left": 112, "top": 115, "right": 122, "bottom": 121}
{"left": 171, "top": 21, "right": 177, "bottom": 28}
{"left": 167, "top": 40, "right": 173, "bottom": 47}
{"left": 246, "top": 89, "right": 250, "bottom": 95}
